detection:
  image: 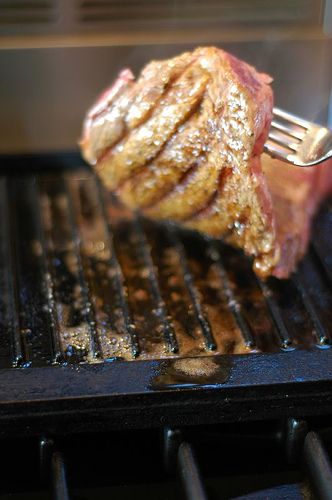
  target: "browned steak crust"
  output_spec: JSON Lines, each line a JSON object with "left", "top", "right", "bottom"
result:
{"left": 80, "top": 46, "right": 332, "bottom": 279}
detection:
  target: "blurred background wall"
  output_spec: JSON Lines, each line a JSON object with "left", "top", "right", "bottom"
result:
{"left": 0, "top": 0, "right": 331, "bottom": 153}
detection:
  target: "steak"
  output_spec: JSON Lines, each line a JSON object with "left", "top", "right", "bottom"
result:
{"left": 261, "top": 154, "right": 332, "bottom": 278}
{"left": 80, "top": 46, "right": 332, "bottom": 279}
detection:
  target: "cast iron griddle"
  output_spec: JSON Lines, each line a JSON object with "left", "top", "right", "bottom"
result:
{"left": 0, "top": 152, "right": 331, "bottom": 437}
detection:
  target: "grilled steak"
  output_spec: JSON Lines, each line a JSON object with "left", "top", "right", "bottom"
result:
{"left": 80, "top": 46, "right": 332, "bottom": 279}
{"left": 261, "top": 154, "right": 332, "bottom": 278}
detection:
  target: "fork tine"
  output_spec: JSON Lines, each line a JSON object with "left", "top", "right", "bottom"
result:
{"left": 273, "top": 108, "right": 310, "bottom": 130}
{"left": 264, "top": 141, "right": 290, "bottom": 161}
{"left": 268, "top": 131, "right": 298, "bottom": 151}
{"left": 271, "top": 120, "right": 304, "bottom": 141}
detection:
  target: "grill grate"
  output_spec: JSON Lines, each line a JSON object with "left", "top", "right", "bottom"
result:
{"left": 0, "top": 153, "right": 332, "bottom": 437}
{"left": 0, "top": 158, "right": 332, "bottom": 368}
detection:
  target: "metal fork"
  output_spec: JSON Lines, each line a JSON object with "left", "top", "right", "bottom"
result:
{"left": 264, "top": 108, "right": 332, "bottom": 167}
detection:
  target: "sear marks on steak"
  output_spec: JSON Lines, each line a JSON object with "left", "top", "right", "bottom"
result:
{"left": 80, "top": 46, "right": 332, "bottom": 279}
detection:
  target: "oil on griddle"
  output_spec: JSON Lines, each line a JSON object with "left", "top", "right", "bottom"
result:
{"left": 0, "top": 167, "right": 331, "bottom": 368}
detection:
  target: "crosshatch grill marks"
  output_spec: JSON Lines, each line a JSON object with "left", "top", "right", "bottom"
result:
{"left": 89, "top": 54, "right": 197, "bottom": 166}
{"left": 96, "top": 62, "right": 209, "bottom": 190}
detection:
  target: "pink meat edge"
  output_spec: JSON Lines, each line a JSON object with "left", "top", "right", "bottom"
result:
{"left": 269, "top": 159, "right": 332, "bottom": 279}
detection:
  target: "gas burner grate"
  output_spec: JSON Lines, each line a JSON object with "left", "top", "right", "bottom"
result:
{"left": 2, "top": 419, "right": 332, "bottom": 500}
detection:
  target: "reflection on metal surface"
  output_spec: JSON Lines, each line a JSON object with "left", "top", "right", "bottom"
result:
{"left": 151, "top": 356, "right": 232, "bottom": 389}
